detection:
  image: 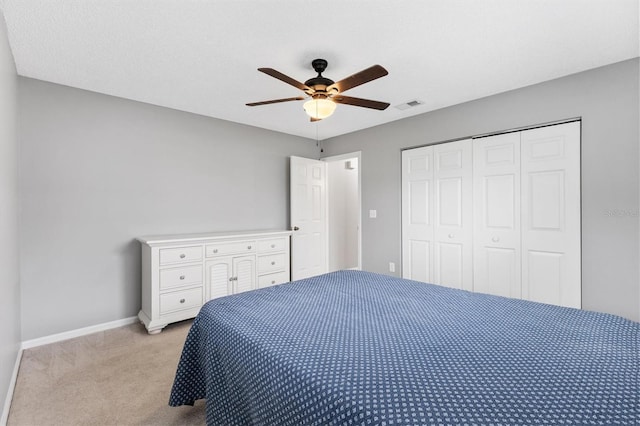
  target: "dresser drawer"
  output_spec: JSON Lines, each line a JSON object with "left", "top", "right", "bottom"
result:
{"left": 257, "top": 271, "right": 289, "bottom": 288}
{"left": 159, "top": 246, "right": 202, "bottom": 265}
{"left": 258, "top": 253, "right": 287, "bottom": 274}
{"left": 160, "top": 287, "right": 202, "bottom": 315}
{"left": 160, "top": 265, "right": 202, "bottom": 290}
{"left": 257, "top": 237, "right": 287, "bottom": 253}
{"left": 206, "top": 241, "right": 256, "bottom": 257}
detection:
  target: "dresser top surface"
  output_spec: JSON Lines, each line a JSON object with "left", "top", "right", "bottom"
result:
{"left": 138, "top": 229, "right": 292, "bottom": 245}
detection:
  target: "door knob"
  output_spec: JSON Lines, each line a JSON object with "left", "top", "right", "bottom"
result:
{"left": 293, "top": 226, "right": 300, "bottom": 231}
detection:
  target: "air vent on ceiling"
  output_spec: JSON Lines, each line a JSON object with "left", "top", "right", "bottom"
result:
{"left": 395, "top": 99, "right": 424, "bottom": 111}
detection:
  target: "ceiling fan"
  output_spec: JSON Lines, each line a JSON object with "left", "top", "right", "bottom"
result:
{"left": 246, "top": 59, "right": 390, "bottom": 121}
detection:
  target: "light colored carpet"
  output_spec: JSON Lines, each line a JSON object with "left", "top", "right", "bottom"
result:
{"left": 8, "top": 320, "right": 206, "bottom": 425}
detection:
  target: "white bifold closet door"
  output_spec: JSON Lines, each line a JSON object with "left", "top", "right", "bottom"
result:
{"left": 401, "top": 146, "right": 434, "bottom": 283}
{"left": 520, "top": 122, "right": 581, "bottom": 308}
{"left": 401, "top": 139, "right": 473, "bottom": 291}
{"left": 474, "top": 122, "right": 581, "bottom": 307}
{"left": 473, "top": 132, "right": 522, "bottom": 299}
{"left": 402, "top": 121, "right": 581, "bottom": 309}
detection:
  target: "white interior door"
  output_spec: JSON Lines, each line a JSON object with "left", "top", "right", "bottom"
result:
{"left": 521, "top": 122, "right": 581, "bottom": 308}
{"left": 290, "top": 156, "right": 327, "bottom": 280}
{"left": 402, "top": 146, "right": 434, "bottom": 283}
{"left": 473, "top": 132, "right": 522, "bottom": 298}
{"left": 433, "top": 139, "right": 473, "bottom": 291}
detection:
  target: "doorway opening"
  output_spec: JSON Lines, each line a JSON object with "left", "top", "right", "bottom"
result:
{"left": 323, "top": 152, "right": 362, "bottom": 271}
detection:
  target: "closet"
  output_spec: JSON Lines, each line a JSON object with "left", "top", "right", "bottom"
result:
{"left": 401, "top": 121, "right": 581, "bottom": 308}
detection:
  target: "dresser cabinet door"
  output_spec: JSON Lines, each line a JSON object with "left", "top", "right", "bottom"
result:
{"left": 233, "top": 255, "right": 256, "bottom": 294}
{"left": 206, "top": 258, "right": 233, "bottom": 301}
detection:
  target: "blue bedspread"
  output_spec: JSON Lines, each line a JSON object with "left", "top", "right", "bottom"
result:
{"left": 169, "top": 270, "right": 639, "bottom": 425}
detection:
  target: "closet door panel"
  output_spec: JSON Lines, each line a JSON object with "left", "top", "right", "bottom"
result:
{"left": 437, "top": 178, "right": 462, "bottom": 226}
{"left": 409, "top": 180, "right": 430, "bottom": 225}
{"left": 433, "top": 139, "right": 473, "bottom": 291}
{"left": 473, "top": 132, "right": 521, "bottom": 298}
{"left": 485, "top": 248, "right": 518, "bottom": 296}
{"left": 526, "top": 251, "right": 563, "bottom": 305}
{"left": 436, "top": 242, "right": 464, "bottom": 288}
{"left": 409, "top": 240, "right": 431, "bottom": 283}
{"left": 521, "top": 122, "right": 581, "bottom": 308}
{"left": 402, "top": 147, "right": 434, "bottom": 282}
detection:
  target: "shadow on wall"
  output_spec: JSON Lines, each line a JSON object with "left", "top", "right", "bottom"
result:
{"left": 120, "top": 239, "right": 142, "bottom": 315}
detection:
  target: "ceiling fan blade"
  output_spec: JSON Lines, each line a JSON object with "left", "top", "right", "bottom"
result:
{"left": 258, "top": 68, "right": 310, "bottom": 92}
{"left": 246, "top": 97, "right": 305, "bottom": 107}
{"left": 328, "top": 65, "right": 388, "bottom": 93}
{"left": 332, "top": 95, "right": 390, "bottom": 110}
{"left": 310, "top": 117, "right": 322, "bottom": 122}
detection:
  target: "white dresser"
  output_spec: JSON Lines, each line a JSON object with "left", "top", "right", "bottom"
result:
{"left": 137, "top": 230, "right": 292, "bottom": 334}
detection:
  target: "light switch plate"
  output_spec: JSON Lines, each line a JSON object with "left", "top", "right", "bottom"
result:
{"left": 369, "top": 209, "right": 377, "bottom": 218}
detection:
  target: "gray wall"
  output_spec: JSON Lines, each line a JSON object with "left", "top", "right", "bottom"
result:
{"left": 322, "top": 58, "right": 640, "bottom": 322}
{"left": 18, "top": 79, "right": 319, "bottom": 340}
{"left": 0, "top": 10, "right": 20, "bottom": 418}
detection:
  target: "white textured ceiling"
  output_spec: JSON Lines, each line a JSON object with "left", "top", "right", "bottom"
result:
{"left": 1, "top": 0, "right": 638, "bottom": 140}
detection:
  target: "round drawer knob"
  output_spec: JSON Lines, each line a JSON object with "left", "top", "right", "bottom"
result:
{"left": 271, "top": 261, "right": 276, "bottom": 265}
{"left": 213, "top": 249, "right": 218, "bottom": 254}
{"left": 179, "top": 298, "right": 185, "bottom": 304}
{"left": 179, "top": 275, "right": 185, "bottom": 280}
{"left": 271, "top": 244, "right": 276, "bottom": 248}
{"left": 179, "top": 254, "right": 186, "bottom": 259}
{"left": 492, "top": 236, "right": 500, "bottom": 242}
{"left": 271, "top": 280, "right": 276, "bottom": 284}
{"left": 448, "top": 233, "right": 454, "bottom": 239}
{"left": 247, "top": 245, "right": 252, "bottom": 250}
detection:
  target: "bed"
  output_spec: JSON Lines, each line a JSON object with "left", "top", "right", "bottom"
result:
{"left": 169, "top": 270, "right": 639, "bottom": 425}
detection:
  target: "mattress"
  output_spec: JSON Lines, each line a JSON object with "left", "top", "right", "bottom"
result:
{"left": 169, "top": 270, "right": 639, "bottom": 425}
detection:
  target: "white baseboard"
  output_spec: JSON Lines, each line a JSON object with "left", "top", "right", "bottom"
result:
{"left": 21, "top": 316, "right": 139, "bottom": 350}
{"left": 1, "top": 347, "right": 22, "bottom": 426}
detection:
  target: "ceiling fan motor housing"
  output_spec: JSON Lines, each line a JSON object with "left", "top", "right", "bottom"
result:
{"left": 305, "top": 59, "right": 335, "bottom": 96}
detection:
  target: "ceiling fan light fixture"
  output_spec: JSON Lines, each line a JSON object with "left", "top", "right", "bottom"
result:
{"left": 303, "top": 98, "right": 336, "bottom": 120}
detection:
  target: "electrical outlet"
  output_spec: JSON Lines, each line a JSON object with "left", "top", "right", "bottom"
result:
{"left": 389, "top": 262, "right": 395, "bottom": 273}
{"left": 369, "top": 209, "right": 377, "bottom": 218}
